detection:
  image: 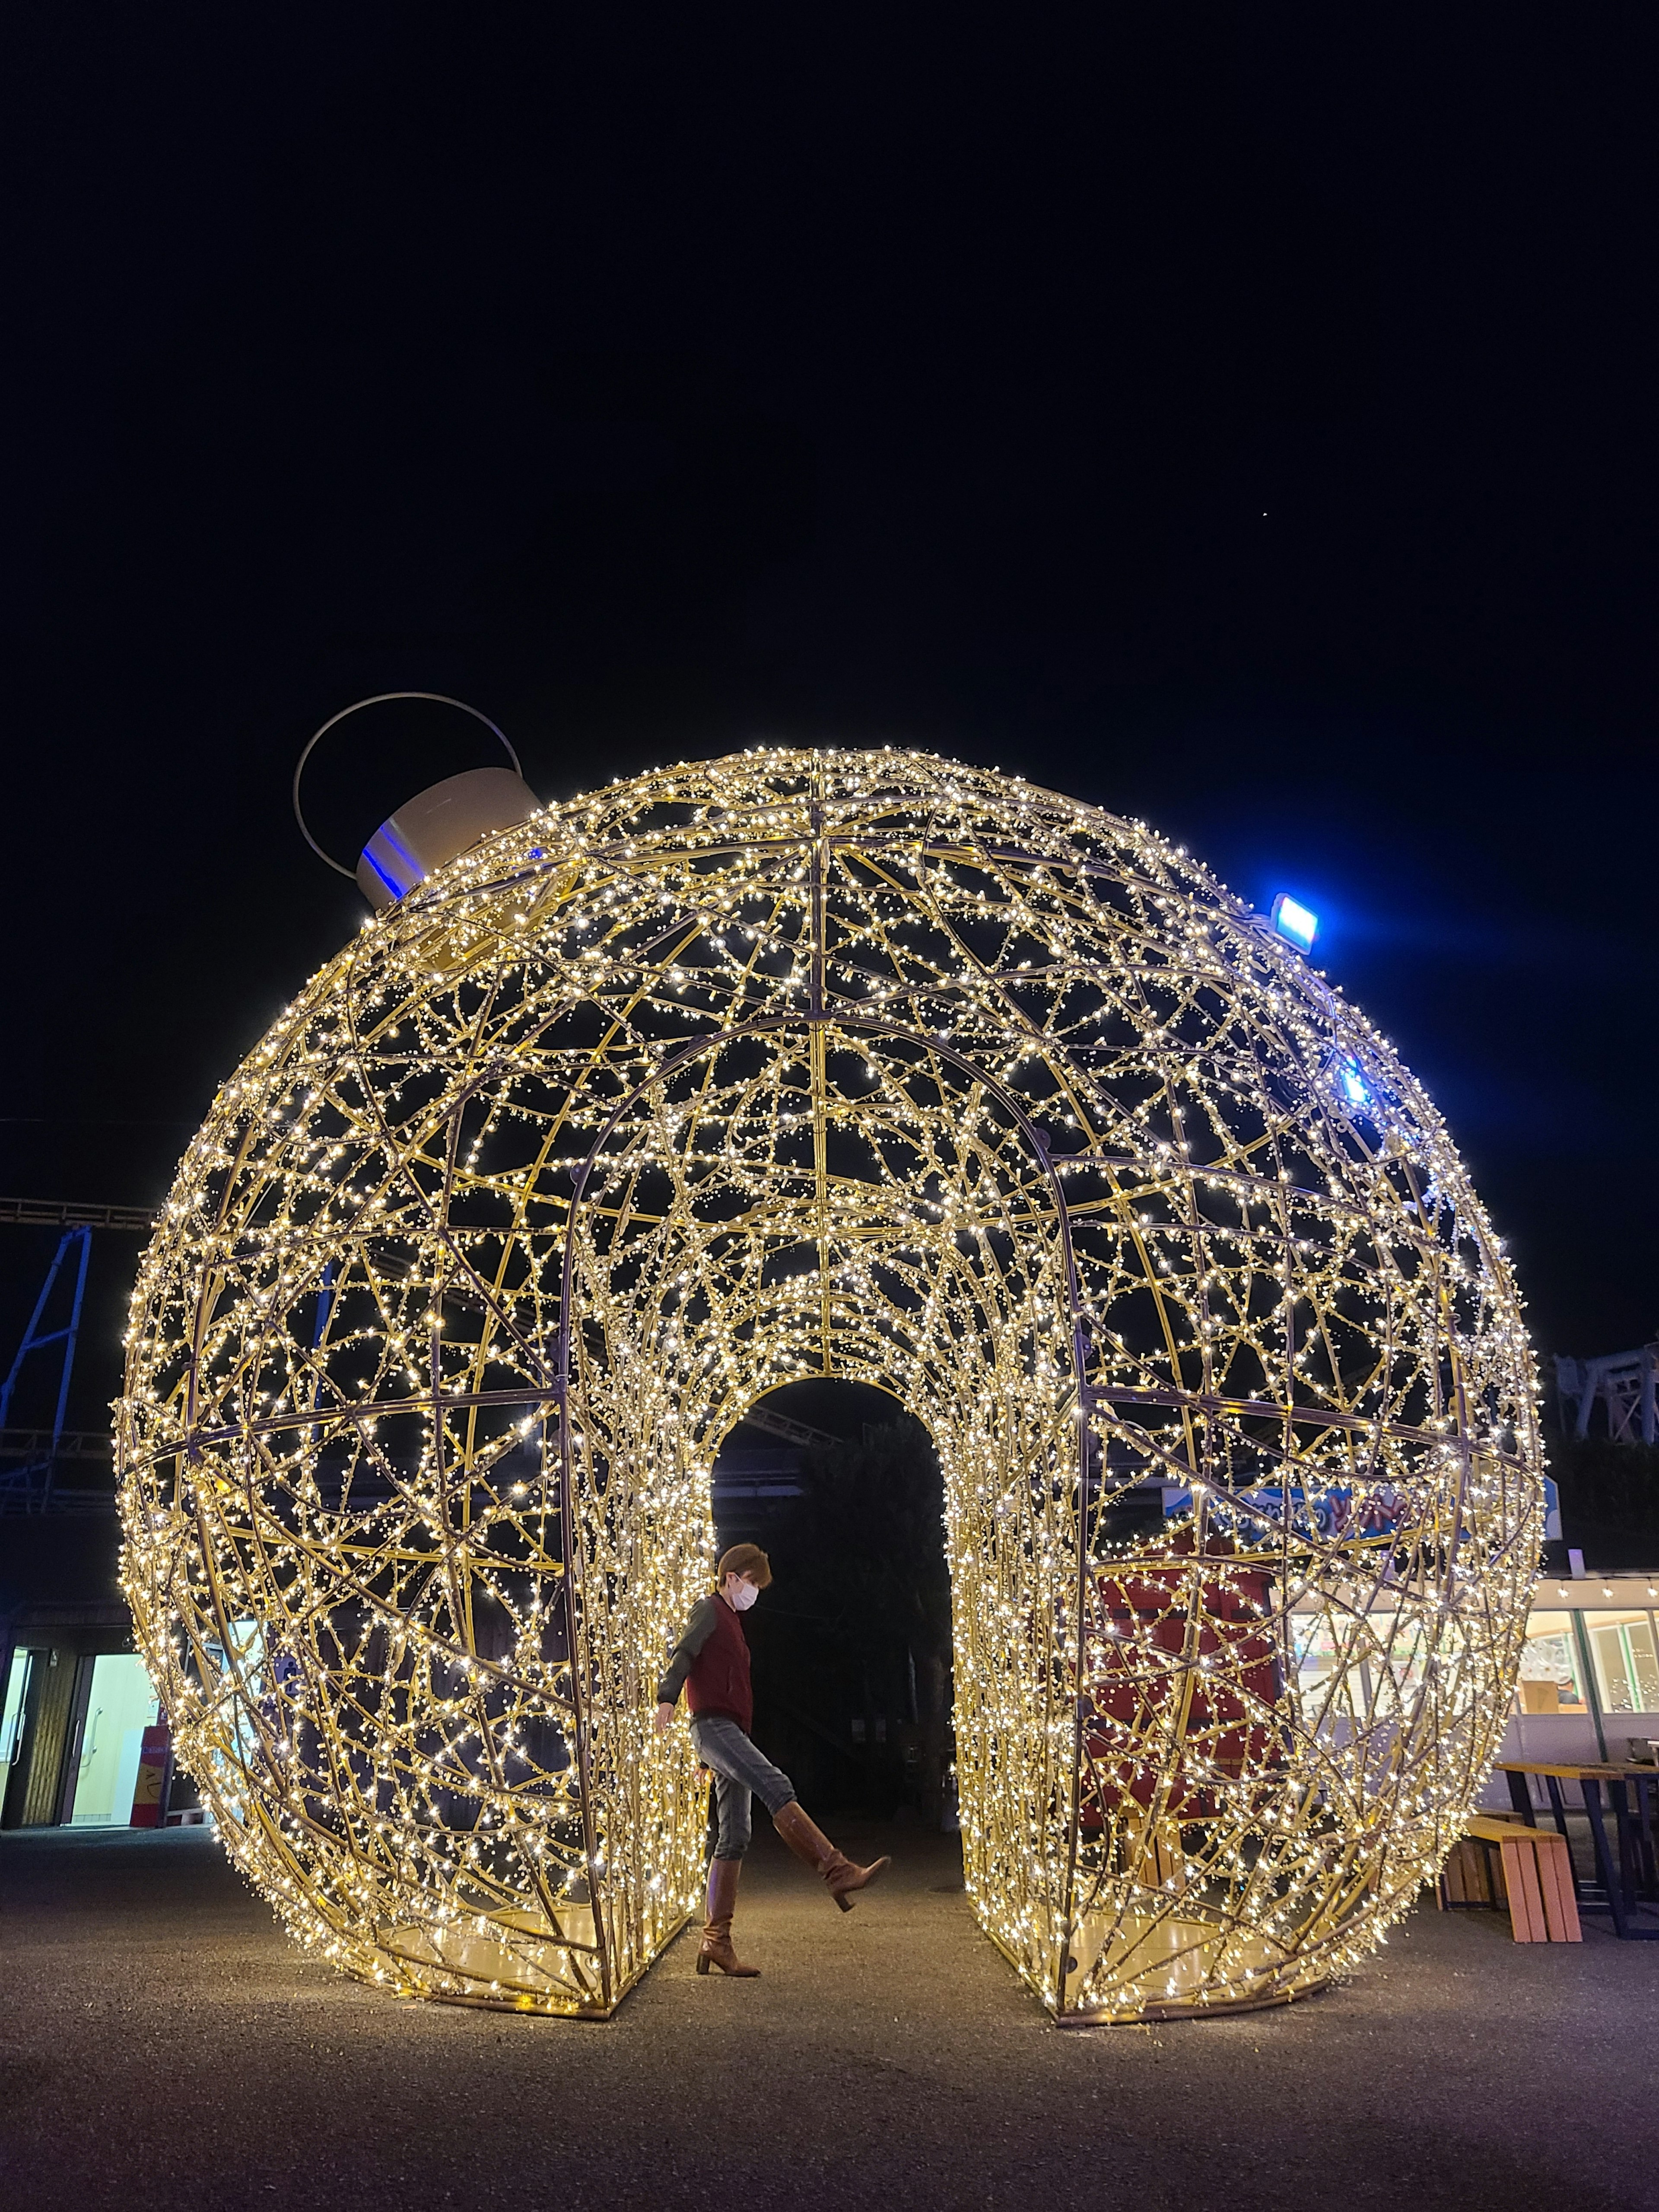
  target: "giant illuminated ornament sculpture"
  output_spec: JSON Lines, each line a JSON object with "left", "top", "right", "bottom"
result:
{"left": 117, "top": 746, "right": 1543, "bottom": 2022}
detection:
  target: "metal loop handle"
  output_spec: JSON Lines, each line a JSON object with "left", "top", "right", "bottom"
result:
{"left": 292, "top": 693, "right": 523, "bottom": 879}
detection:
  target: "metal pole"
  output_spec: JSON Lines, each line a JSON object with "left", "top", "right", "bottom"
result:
{"left": 41, "top": 1230, "right": 92, "bottom": 1512}
{"left": 0, "top": 1231, "right": 73, "bottom": 1429}
{"left": 1573, "top": 1609, "right": 1608, "bottom": 1762}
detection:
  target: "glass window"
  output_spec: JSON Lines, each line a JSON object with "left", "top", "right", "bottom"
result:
{"left": 1294, "top": 1613, "right": 1418, "bottom": 1719}
{"left": 203, "top": 1618, "right": 267, "bottom": 1777}
{"left": 1, "top": 1647, "right": 34, "bottom": 1803}
{"left": 1293, "top": 1617, "right": 1340, "bottom": 1689}
{"left": 1516, "top": 1610, "right": 1586, "bottom": 1714}
{"left": 67, "top": 1655, "right": 160, "bottom": 1825}
{"left": 1376, "top": 1614, "right": 1429, "bottom": 1700}
{"left": 1589, "top": 1614, "right": 1659, "bottom": 1716}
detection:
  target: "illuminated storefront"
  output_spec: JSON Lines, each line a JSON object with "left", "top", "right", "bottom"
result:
{"left": 1494, "top": 1577, "right": 1659, "bottom": 1776}
{"left": 1281, "top": 1574, "right": 1659, "bottom": 1815}
{"left": 0, "top": 1593, "right": 162, "bottom": 1831}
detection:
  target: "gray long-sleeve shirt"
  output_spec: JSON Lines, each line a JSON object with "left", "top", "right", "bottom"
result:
{"left": 655, "top": 1594, "right": 721, "bottom": 1707}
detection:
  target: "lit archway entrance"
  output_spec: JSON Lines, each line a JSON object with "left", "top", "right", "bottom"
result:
{"left": 557, "top": 1016, "right": 1084, "bottom": 2009}
{"left": 118, "top": 748, "right": 1543, "bottom": 2023}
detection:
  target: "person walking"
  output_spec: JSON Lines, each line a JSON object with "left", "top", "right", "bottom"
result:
{"left": 655, "top": 1542, "right": 890, "bottom": 1978}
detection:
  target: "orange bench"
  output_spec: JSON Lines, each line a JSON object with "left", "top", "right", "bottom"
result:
{"left": 1439, "top": 1815, "right": 1581, "bottom": 1942}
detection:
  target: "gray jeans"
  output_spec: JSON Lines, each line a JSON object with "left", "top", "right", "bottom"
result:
{"left": 690, "top": 1712, "right": 797, "bottom": 1860}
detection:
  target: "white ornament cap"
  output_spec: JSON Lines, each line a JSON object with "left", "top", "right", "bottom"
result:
{"left": 356, "top": 766, "right": 541, "bottom": 910}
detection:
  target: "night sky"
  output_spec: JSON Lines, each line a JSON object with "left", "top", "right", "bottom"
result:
{"left": 3, "top": 7, "right": 1656, "bottom": 1424}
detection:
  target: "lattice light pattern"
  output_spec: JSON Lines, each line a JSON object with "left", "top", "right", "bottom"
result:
{"left": 117, "top": 747, "right": 1542, "bottom": 2022}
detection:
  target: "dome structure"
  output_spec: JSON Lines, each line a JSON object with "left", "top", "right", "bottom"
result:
{"left": 117, "top": 747, "right": 1543, "bottom": 2021}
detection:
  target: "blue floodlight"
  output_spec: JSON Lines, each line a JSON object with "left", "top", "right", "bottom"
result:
{"left": 1271, "top": 893, "right": 1318, "bottom": 952}
{"left": 1338, "top": 1060, "right": 1370, "bottom": 1109}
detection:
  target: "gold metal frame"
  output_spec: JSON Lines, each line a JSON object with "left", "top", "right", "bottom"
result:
{"left": 117, "top": 748, "right": 1542, "bottom": 2020}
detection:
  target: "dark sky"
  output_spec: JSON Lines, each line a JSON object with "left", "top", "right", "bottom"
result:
{"left": 3, "top": 5, "right": 1656, "bottom": 1422}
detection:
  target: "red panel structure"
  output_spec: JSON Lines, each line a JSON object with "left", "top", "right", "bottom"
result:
{"left": 1082, "top": 1539, "right": 1281, "bottom": 1827}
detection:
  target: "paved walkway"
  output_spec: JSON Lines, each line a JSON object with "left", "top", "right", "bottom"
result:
{"left": 1, "top": 1822, "right": 1652, "bottom": 2211}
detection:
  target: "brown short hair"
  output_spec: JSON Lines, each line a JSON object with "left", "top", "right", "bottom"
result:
{"left": 717, "top": 1543, "right": 772, "bottom": 1589}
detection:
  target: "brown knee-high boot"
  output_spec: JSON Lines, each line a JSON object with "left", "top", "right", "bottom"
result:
{"left": 696, "top": 1857, "right": 760, "bottom": 1976}
{"left": 772, "top": 1802, "right": 891, "bottom": 1912}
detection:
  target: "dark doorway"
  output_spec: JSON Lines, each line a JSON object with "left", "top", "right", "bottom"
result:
{"left": 715, "top": 1381, "right": 954, "bottom": 1829}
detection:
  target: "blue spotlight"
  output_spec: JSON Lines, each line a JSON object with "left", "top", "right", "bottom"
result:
{"left": 1338, "top": 1060, "right": 1370, "bottom": 1109}
{"left": 1270, "top": 893, "right": 1318, "bottom": 952}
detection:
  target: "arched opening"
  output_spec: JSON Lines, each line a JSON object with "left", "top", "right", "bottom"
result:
{"left": 556, "top": 1020, "right": 1085, "bottom": 2013}
{"left": 711, "top": 1379, "right": 951, "bottom": 1829}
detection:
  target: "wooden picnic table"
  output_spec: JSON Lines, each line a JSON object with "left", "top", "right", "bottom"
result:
{"left": 1497, "top": 1761, "right": 1659, "bottom": 1939}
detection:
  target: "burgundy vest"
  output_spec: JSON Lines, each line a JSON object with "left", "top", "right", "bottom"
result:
{"left": 686, "top": 1596, "right": 753, "bottom": 1733}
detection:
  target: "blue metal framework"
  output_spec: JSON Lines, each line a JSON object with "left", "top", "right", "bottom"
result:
{"left": 0, "top": 1227, "right": 92, "bottom": 1512}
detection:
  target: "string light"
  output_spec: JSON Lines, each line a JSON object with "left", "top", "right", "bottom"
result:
{"left": 115, "top": 747, "right": 1542, "bottom": 2022}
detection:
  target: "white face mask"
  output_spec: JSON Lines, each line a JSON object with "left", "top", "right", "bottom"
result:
{"left": 727, "top": 1577, "right": 759, "bottom": 1612}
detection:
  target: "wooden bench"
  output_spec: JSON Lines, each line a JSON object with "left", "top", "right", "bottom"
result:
{"left": 1439, "top": 1815, "right": 1582, "bottom": 1942}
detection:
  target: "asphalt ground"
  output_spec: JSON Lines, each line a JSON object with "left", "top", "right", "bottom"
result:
{"left": 2, "top": 1821, "right": 1655, "bottom": 2212}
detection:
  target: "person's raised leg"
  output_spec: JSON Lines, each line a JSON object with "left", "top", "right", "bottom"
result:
{"left": 771, "top": 1801, "right": 891, "bottom": 1911}
{"left": 693, "top": 1711, "right": 889, "bottom": 1915}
